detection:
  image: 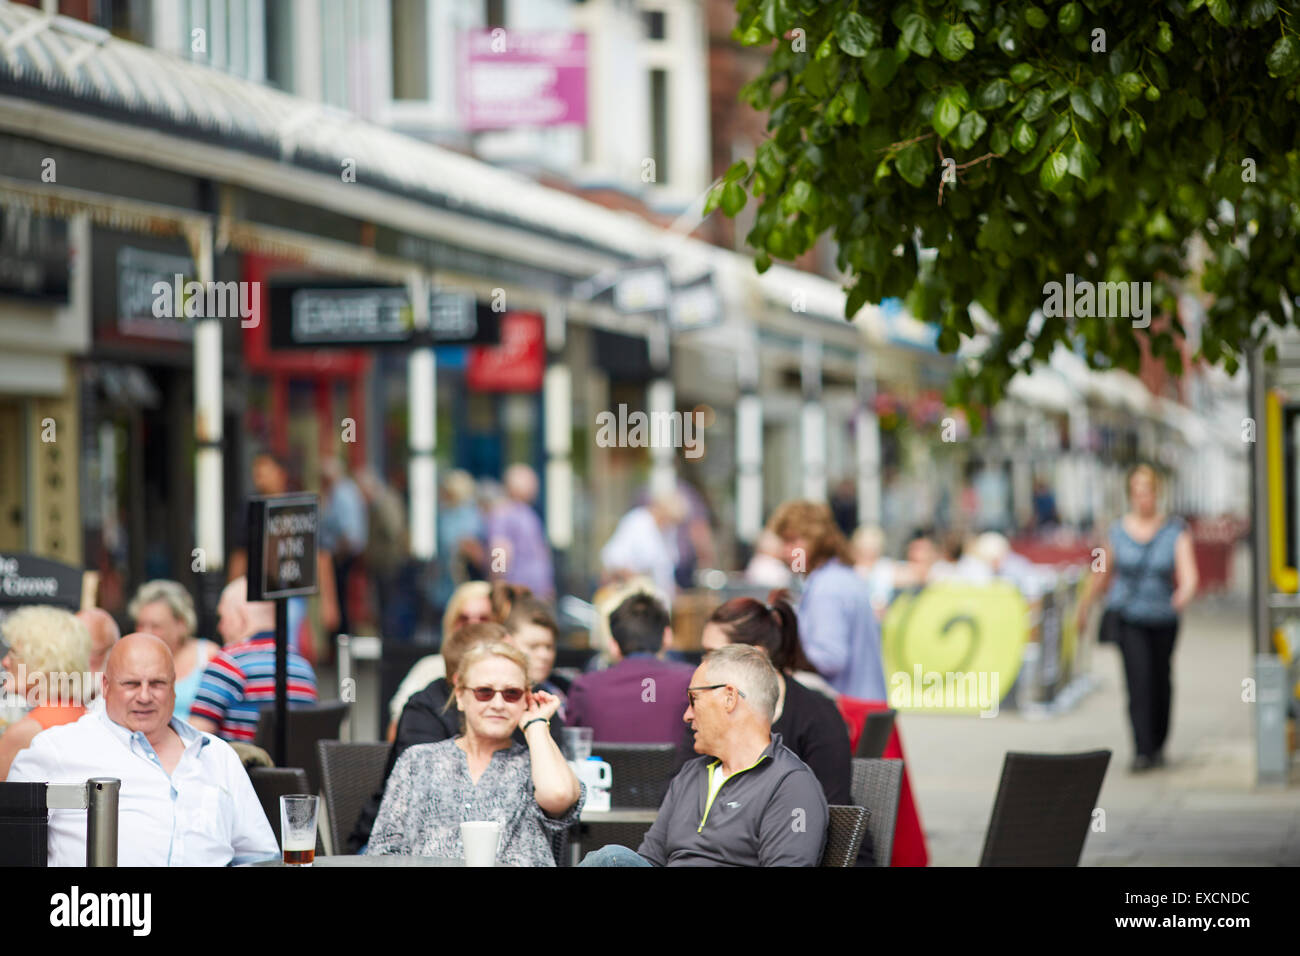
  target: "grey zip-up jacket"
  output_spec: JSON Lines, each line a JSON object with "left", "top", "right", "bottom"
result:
{"left": 636, "top": 733, "right": 828, "bottom": 866}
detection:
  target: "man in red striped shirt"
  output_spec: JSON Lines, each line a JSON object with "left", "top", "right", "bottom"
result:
{"left": 189, "top": 578, "right": 318, "bottom": 742}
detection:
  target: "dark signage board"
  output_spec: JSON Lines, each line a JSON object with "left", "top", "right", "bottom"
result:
{"left": 0, "top": 553, "right": 82, "bottom": 609}
{"left": 246, "top": 495, "right": 319, "bottom": 600}
{"left": 0, "top": 209, "right": 69, "bottom": 303}
{"left": 268, "top": 281, "right": 501, "bottom": 349}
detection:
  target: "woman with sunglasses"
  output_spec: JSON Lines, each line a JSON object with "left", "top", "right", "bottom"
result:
{"left": 366, "top": 637, "right": 583, "bottom": 866}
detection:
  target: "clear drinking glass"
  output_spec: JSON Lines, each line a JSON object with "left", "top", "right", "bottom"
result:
{"left": 561, "top": 726, "right": 593, "bottom": 762}
{"left": 280, "top": 794, "right": 319, "bottom": 866}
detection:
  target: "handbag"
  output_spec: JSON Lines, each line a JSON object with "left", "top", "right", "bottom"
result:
{"left": 1097, "top": 521, "right": 1167, "bottom": 644}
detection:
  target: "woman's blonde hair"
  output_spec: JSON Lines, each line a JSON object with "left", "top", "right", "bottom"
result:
{"left": 2, "top": 605, "right": 91, "bottom": 701}
{"left": 455, "top": 640, "right": 530, "bottom": 695}
{"left": 127, "top": 579, "right": 197, "bottom": 637}
{"left": 1126, "top": 463, "right": 1161, "bottom": 496}
{"left": 440, "top": 580, "right": 494, "bottom": 641}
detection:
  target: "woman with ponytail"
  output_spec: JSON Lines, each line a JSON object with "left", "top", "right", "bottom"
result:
{"left": 700, "top": 591, "right": 852, "bottom": 806}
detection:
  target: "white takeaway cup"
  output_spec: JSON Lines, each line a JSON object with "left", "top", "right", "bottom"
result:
{"left": 461, "top": 821, "right": 501, "bottom": 867}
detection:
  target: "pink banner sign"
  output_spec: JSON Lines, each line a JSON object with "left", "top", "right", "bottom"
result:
{"left": 460, "top": 30, "right": 588, "bottom": 130}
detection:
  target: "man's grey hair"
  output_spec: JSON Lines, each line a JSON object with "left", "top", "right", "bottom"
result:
{"left": 702, "top": 644, "right": 779, "bottom": 723}
{"left": 127, "top": 579, "right": 197, "bottom": 636}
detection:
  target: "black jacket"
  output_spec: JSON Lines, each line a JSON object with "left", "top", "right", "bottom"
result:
{"left": 346, "top": 677, "right": 565, "bottom": 853}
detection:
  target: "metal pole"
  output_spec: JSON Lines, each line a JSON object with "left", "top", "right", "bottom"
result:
{"left": 86, "top": 777, "right": 119, "bottom": 867}
{"left": 275, "top": 598, "right": 288, "bottom": 766}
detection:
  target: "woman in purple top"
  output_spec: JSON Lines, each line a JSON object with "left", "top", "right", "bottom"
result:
{"left": 769, "top": 500, "right": 887, "bottom": 701}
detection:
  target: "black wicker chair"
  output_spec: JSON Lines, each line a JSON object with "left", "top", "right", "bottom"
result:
{"left": 820, "top": 805, "right": 871, "bottom": 867}
{"left": 316, "top": 741, "right": 391, "bottom": 856}
{"left": 855, "top": 708, "right": 897, "bottom": 758}
{"left": 248, "top": 765, "right": 323, "bottom": 855}
{"left": 850, "top": 757, "right": 903, "bottom": 867}
{"left": 592, "top": 742, "right": 676, "bottom": 808}
{"left": 254, "top": 700, "right": 349, "bottom": 794}
{"left": 0, "top": 781, "right": 48, "bottom": 866}
{"left": 978, "top": 750, "right": 1111, "bottom": 866}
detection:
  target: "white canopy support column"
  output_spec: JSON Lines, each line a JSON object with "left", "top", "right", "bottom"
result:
{"left": 648, "top": 318, "right": 675, "bottom": 500}
{"left": 736, "top": 323, "right": 762, "bottom": 544}
{"left": 544, "top": 299, "right": 573, "bottom": 550}
{"left": 189, "top": 219, "right": 223, "bottom": 576}
{"left": 408, "top": 271, "right": 436, "bottom": 561}
{"left": 801, "top": 337, "right": 826, "bottom": 502}
{"left": 856, "top": 351, "right": 881, "bottom": 527}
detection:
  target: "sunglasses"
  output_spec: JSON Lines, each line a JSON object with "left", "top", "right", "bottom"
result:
{"left": 468, "top": 686, "right": 526, "bottom": 703}
{"left": 686, "top": 684, "right": 745, "bottom": 707}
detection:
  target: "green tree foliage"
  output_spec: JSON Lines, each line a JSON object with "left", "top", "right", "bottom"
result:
{"left": 706, "top": 0, "right": 1300, "bottom": 409}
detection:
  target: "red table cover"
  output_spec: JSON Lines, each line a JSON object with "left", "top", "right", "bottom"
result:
{"left": 836, "top": 696, "right": 930, "bottom": 867}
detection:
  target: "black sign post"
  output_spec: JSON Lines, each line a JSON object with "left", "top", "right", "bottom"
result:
{"left": 245, "top": 494, "right": 319, "bottom": 767}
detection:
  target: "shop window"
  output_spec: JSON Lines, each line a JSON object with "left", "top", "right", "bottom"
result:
{"left": 649, "top": 68, "right": 669, "bottom": 185}
{"left": 391, "top": 0, "right": 429, "bottom": 101}
{"left": 265, "top": 0, "right": 294, "bottom": 91}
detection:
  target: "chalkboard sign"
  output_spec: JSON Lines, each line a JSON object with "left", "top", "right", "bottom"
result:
{"left": 246, "top": 495, "right": 319, "bottom": 600}
{"left": 0, "top": 553, "right": 82, "bottom": 609}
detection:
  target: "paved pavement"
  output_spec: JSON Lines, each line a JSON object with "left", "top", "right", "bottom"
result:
{"left": 897, "top": 598, "right": 1300, "bottom": 866}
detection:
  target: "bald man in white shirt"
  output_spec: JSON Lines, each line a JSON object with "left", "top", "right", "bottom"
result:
{"left": 7, "top": 633, "right": 278, "bottom": 866}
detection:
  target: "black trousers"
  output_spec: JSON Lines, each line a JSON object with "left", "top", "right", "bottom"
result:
{"left": 1117, "top": 618, "right": 1179, "bottom": 758}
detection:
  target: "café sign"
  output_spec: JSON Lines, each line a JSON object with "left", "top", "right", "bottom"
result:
{"left": 246, "top": 495, "right": 319, "bottom": 600}
{"left": 0, "top": 553, "right": 82, "bottom": 609}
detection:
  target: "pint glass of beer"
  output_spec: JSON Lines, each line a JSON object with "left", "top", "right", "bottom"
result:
{"left": 280, "top": 794, "right": 319, "bottom": 866}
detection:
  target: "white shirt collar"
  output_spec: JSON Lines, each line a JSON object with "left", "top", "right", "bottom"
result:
{"left": 96, "top": 708, "right": 209, "bottom": 755}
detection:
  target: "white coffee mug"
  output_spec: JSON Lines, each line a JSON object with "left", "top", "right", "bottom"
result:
{"left": 576, "top": 758, "right": 612, "bottom": 789}
{"left": 461, "top": 820, "right": 501, "bottom": 867}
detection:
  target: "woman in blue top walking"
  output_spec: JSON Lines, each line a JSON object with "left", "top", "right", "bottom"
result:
{"left": 1077, "top": 465, "right": 1199, "bottom": 772}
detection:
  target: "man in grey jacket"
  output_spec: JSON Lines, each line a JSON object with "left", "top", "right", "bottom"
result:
{"left": 579, "top": 644, "right": 829, "bottom": 866}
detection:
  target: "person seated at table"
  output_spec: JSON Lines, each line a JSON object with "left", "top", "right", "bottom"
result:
{"left": 128, "top": 579, "right": 218, "bottom": 721}
{"left": 701, "top": 592, "right": 874, "bottom": 866}
{"left": 348, "top": 620, "right": 564, "bottom": 853}
{"left": 565, "top": 591, "right": 695, "bottom": 755}
{"left": 700, "top": 591, "right": 851, "bottom": 805}
{"left": 0, "top": 606, "right": 92, "bottom": 780}
{"left": 578, "top": 644, "right": 828, "bottom": 867}
{"left": 505, "top": 593, "right": 570, "bottom": 702}
{"left": 189, "top": 577, "right": 318, "bottom": 742}
{"left": 365, "top": 640, "right": 583, "bottom": 866}
{"left": 8, "top": 632, "right": 278, "bottom": 866}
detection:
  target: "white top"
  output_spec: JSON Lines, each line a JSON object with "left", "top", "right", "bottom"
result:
{"left": 7, "top": 710, "right": 278, "bottom": 867}
{"left": 600, "top": 507, "right": 679, "bottom": 599}
{"left": 388, "top": 654, "right": 447, "bottom": 724}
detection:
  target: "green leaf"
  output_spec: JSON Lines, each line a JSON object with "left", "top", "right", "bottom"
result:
{"left": 1025, "top": 6, "right": 1048, "bottom": 29}
{"left": 1206, "top": 0, "right": 1231, "bottom": 25}
{"left": 720, "top": 181, "right": 748, "bottom": 216}
{"left": 837, "top": 11, "right": 880, "bottom": 57}
{"left": 790, "top": 179, "right": 817, "bottom": 212}
{"left": 1245, "top": 0, "right": 1278, "bottom": 28}
{"left": 895, "top": 142, "right": 929, "bottom": 187}
{"left": 1009, "top": 62, "right": 1034, "bottom": 85}
{"left": 1064, "top": 139, "right": 1099, "bottom": 182}
{"left": 864, "top": 48, "right": 900, "bottom": 87}
{"left": 842, "top": 81, "right": 870, "bottom": 123}
{"left": 1039, "top": 148, "right": 1068, "bottom": 192}
{"left": 933, "top": 94, "right": 963, "bottom": 137}
{"left": 703, "top": 184, "right": 723, "bottom": 216}
{"left": 1012, "top": 118, "right": 1038, "bottom": 152}
{"left": 952, "top": 110, "right": 987, "bottom": 150}
{"left": 723, "top": 159, "right": 749, "bottom": 183}
{"left": 1266, "top": 36, "right": 1300, "bottom": 78}
{"left": 1089, "top": 77, "right": 1118, "bottom": 116}
{"left": 990, "top": 125, "right": 1011, "bottom": 154}
{"left": 756, "top": 141, "right": 786, "bottom": 180}
{"left": 1057, "top": 2, "right": 1082, "bottom": 34}
{"left": 935, "top": 21, "right": 976, "bottom": 61}
{"left": 1115, "top": 72, "right": 1144, "bottom": 101}
{"left": 901, "top": 12, "right": 934, "bottom": 57}
{"left": 1069, "top": 88, "right": 1098, "bottom": 123}
{"left": 1156, "top": 21, "right": 1173, "bottom": 52}
{"left": 1022, "top": 88, "right": 1049, "bottom": 121}
{"left": 754, "top": 251, "right": 772, "bottom": 274}
{"left": 974, "top": 78, "right": 1010, "bottom": 109}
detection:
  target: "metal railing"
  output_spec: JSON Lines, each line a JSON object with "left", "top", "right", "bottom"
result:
{"left": 46, "top": 777, "right": 119, "bottom": 866}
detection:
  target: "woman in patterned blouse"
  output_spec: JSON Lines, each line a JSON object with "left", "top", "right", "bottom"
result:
{"left": 366, "top": 637, "right": 584, "bottom": 865}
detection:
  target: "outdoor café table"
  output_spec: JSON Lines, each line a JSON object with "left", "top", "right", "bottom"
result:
{"left": 569, "top": 808, "right": 659, "bottom": 866}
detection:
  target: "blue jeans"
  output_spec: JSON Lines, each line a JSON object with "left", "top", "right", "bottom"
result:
{"left": 578, "top": 845, "right": 653, "bottom": 867}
